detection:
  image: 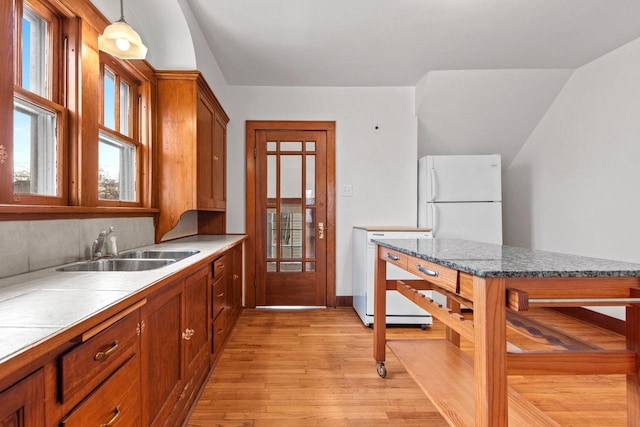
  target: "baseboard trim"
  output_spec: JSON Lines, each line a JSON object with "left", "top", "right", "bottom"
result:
{"left": 336, "top": 296, "right": 353, "bottom": 307}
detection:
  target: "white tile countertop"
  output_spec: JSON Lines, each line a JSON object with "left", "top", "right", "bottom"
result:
{"left": 0, "top": 234, "right": 245, "bottom": 366}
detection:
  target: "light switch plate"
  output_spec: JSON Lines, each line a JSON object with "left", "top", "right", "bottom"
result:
{"left": 340, "top": 185, "right": 353, "bottom": 197}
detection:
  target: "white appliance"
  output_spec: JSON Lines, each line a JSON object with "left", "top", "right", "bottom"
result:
{"left": 418, "top": 155, "right": 502, "bottom": 244}
{"left": 352, "top": 227, "right": 433, "bottom": 327}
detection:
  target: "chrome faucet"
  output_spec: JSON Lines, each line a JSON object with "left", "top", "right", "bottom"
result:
{"left": 92, "top": 226, "right": 116, "bottom": 259}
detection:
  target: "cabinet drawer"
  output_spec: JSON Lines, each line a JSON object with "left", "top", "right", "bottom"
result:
{"left": 212, "top": 277, "right": 227, "bottom": 320}
{"left": 212, "top": 308, "right": 229, "bottom": 355}
{"left": 61, "top": 354, "right": 141, "bottom": 427}
{"left": 59, "top": 310, "right": 139, "bottom": 404}
{"left": 213, "top": 255, "right": 227, "bottom": 279}
{"left": 407, "top": 258, "right": 458, "bottom": 294}
{"left": 379, "top": 248, "right": 408, "bottom": 269}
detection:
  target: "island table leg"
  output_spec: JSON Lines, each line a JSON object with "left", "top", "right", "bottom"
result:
{"left": 627, "top": 287, "right": 640, "bottom": 426}
{"left": 473, "top": 276, "right": 508, "bottom": 426}
{"left": 373, "top": 246, "right": 387, "bottom": 368}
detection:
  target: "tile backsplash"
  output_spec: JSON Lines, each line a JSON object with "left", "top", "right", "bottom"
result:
{"left": 0, "top": 217, "right": 155, "bottom": 279}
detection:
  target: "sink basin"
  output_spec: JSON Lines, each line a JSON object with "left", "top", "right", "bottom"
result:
{"left": 116, "top": 250, "right": 199, "bottom": 261}
{"left": 56, "top": 258, "right": 176, "bottom": 272}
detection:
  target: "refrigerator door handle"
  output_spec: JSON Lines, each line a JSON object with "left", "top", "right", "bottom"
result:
{"left": 430, "top": 168, "right": 437, "bottom": 201}
{"left": 431, "top": 203, "right": 437, "bottom": 236}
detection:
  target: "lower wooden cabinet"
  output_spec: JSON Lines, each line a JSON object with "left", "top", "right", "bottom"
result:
{"left": 0, "top": 369, "right": 45, "bottom": 427}
{"left": 0, "top": 241, "right": 244, "bottom": 427}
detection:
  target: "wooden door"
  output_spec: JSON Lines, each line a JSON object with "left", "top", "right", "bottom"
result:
{"left": 254, "top": 128, "right": 329, "bottom": 306}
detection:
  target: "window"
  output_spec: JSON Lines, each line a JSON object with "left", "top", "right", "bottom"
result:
{"left": 11, "top": 0, "right": 64, "bottom": 204}
{"left": 98, "top": 59, "right": 141, "bottom": 203}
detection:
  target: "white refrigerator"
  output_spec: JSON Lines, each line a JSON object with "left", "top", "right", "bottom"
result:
{"left": 418, "top": 155, "right": 503, "bottom": 244}
{"left": 352, "top": 227, "right": 433, "bottom": 327}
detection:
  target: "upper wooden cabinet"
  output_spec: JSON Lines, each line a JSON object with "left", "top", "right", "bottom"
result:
{"left": 155, "top": 71, "right": 229, "bottom": 242}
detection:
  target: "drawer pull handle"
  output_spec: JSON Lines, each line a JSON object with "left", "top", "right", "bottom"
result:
{"left": 94, "top": 341, "right": 119, "bottom": 361}
{"left": 217, "top": 292, "right": 225, "bottom": 297}
{"left": 99, "top": 405, "right": 121, "bottom": 427}
{"left": 233, "top": 274, "right": 239, "bottom": 280}
{"left": 217, "top": 328, "right": 224, "bottom": 335}
{"left": 386, "top": 253, "right": 400, "bottom": 261}
{"left": 182, "top": 328, "right": 195, "bottom": 340}
{"left": 417, "top": 264, "right": 439, "bottom": 277}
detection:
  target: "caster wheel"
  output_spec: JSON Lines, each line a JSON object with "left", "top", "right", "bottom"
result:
{"left": 377, "top": 362, "right": 387, "bottom": 378}
{"left": 421, "top": 324, "right": 428, "bottom": 331}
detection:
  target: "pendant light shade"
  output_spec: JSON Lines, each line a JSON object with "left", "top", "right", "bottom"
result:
{"left": 98, "top": 0, "right": 147, "bottom": 60}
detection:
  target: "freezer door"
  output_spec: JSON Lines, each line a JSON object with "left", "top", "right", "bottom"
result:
{"left": 421, "top": 155, "right": 502, "bottom": 202}
{"left": 426, "top": 202, "right": 502, "bottom": 244}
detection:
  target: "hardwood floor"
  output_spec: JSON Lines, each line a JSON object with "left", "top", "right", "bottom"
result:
{"left": 187, "top": 307, "right": 627, "bottom": 426}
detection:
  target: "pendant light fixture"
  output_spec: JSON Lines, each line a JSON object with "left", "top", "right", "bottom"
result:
{"left": 98, "top": 0, "right": 147, "bottom": 60}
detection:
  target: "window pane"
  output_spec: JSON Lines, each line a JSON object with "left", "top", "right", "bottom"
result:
{"left": 14, "top": 98, "right": 58, "bottom": 196}
{"left": 306, "top": 155, "right": 315, "bottom": 205}
{"left": 21, "top": 6, "right": 48, "bottom": 97}
{"left": 119, "top": 81, "right": 130, "bottom": 136}
{"left": 98, "top": 133, "right": 136, "bottom": 201}
{"left": 103, "top": 69, "right": 116, "bottom": 130}
{"left": 281, "top": 141, "right": 302, "bottom": 152}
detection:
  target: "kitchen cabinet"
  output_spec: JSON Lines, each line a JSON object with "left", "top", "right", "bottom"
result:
{"left": 155, "top": 71, "right": 230, "bottom": 242}
{"left": 0, "top": 369, "right": 45, "bottom": 426}
{"left": 144, "top": 264, "right": 212, "bottom": 427}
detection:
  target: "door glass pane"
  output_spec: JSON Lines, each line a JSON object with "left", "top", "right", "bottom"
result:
{"left": 267, "top": 262, "right": 277, "bottom": 272}
{"left": 280, "top": 155, "right": 301, "bottom": 199}
{"left": 267, "top": 155, "right": 276, "bottom": 205}
{"left": 281, "top": 262, "right": 302, "bottom": 272}
{"left": 280, "top": 204, "right": 302, "bottom": 259}
{"left": 281, "top": 141, "right": 302, "bottom": 152}
{"left": 267, "top": 208, "right": 276, "bottom": 258}
{"left": 305, "top": 141, "right": 315, "bottom": 152}
{"left": 305, "top": 262, "right": 316, "bottom": 272}
{"left": 267, "top": 141, "right": 277, "bottom": 151}
{"left": 306, "top": 155, "right": 315, "bottom": 205}
{"left": 305, "top": 208, "right": 316, "bottom": 258}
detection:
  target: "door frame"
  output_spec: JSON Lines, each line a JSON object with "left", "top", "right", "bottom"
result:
{"left": 245, "top": 120, "right": 336, "bottom": 308}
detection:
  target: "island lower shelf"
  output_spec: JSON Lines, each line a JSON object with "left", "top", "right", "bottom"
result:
{"left": 387, "top": 339, "right": 560, "bottom": 427}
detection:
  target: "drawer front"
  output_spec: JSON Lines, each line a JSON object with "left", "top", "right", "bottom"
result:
{"left": 213, "top": 255, "right": 227, "bottom": 279}
{"left": 379, "top": 248, "right": 408, "bottom": 269}
{"left": 212, "top": 277, "right": 226, "bottom": 320}
{"left": 212, "top": 308, "right": 229, "bottom": 355}
{"left": 59, "top": 310, "right": 139, "bottom": 404}
{"left": 61, "top": 354, "right": 141, "bottom": 427}
{"left": 407, "top": 258, "right": 458, "bottom": 294}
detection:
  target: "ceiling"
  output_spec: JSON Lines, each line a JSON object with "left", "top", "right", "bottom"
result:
{"left": 183, "top": 0, "right": 640, "bottom": 87}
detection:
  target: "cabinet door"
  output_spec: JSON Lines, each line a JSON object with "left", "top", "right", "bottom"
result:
{"left": 0, "top": 369, "right": 45, "bottom": 426}
{"left": 197, "top": 95, "right": 216, "bottom": 209}
{"left": 184, "top": 266, "right": 210, "bottom": 376}
{"left": 145, "top": 280, "right": 183, "bottom": 427}
{"left": 212, "top": 114, "right": 226, "bottom": 209}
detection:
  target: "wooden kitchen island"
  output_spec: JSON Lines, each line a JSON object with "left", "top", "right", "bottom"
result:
{"left": 372, "top": 238, "right": 640, "bottom": 426}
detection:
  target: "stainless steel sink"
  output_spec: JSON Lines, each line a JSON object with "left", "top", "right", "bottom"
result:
{"left": 116, "top": 250, "right": 199, "bottom": 261}
{"left": 56, "top": 258, "right": 176, "bottom": 272}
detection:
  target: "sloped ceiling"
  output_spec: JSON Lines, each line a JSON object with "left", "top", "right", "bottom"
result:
{"left": 415, "top": 69, "right": 575, "bottom": 167}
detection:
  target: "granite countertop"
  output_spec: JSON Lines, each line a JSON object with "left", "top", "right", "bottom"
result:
{"left": 373, "top": 238, "right": 640, "bottom": 278}
{"left": 0, "top": 234, "right": 244, "bottom": 366}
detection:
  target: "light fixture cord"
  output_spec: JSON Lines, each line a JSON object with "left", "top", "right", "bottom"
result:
{"left": 119, "top": 0, "right": 125, "bottom": 22}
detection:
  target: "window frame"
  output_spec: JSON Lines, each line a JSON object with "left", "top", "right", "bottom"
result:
{"left": 97, "top": 54, "right": 144, "bottom": 207}
{"left": 8, "top": 0, "right": 67, "bottom": 206}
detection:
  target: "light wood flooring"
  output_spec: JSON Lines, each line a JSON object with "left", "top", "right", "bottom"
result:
{"left": 187, "top": 307, "right": 627, "bottom": 426}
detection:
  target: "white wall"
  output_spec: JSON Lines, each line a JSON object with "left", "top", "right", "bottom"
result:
{"left": 505, "top": 37, "right": 640, "bottom": 319}
{"left": 415, "top": 69, "right": 573, "bottom": 166}
{"left": 225, "top": 86, "right": 417, "bottom": 297}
